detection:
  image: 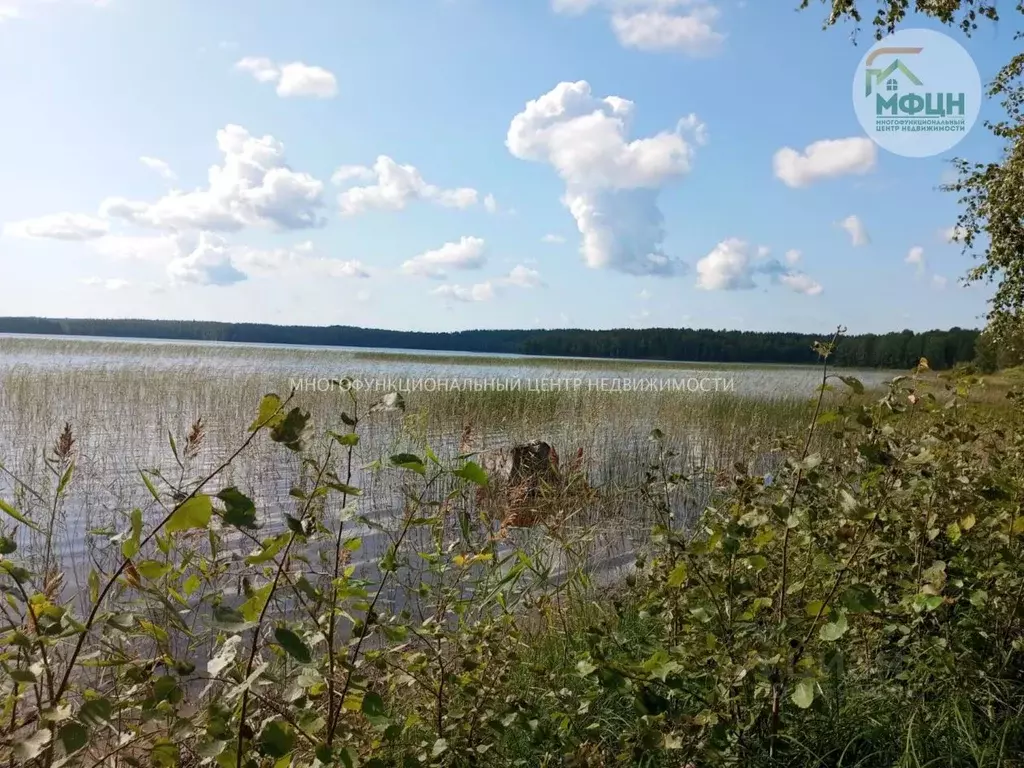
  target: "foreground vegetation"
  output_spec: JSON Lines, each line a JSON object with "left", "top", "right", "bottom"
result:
{"left": 1, "top": 335, "right": 1022, "bottom": 767}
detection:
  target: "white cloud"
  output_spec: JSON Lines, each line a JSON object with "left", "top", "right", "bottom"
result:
{"left": 507, "top": 80, "right": 703, "bottom": 276}
{"left": 323, "top": 259, "right": 371, "bottom": 279}
{"left": 4, "top": 213, "right": 109, "bottom": 241}
{"left": 784, "top": 249, "right": 801, "bottom": 265}
{"left": 637, "top": 288, "right": 651, "bottom": 300}
{"left": 932, "top": 274, "right": 949, "bottom": 289}
{"left": 695, "top": 237, "right": 821, "bottom": 295}
{"left": 236, "top": 57, "right": 280, "bottom": 83}
{"left": 92, "top": 231, "right": 369, "bottom": 287}
{"left": 401, "top": 236, "right": 486, "bottom": 278}
{"left": 335, "top": 156, "right": 480, "bottom": 215}
{"left": 542, "top": 233, "right": 567, "bottom": 244}
{"left": 504, "top": 264, "right": 544, "bottom": 288}
{"left": 773, "top": 137, "right": 877, "bottom": 188}
{"left": 483, "top": 193, "right": 498, "bottom": 214}
{"left": 695, "top": 238, "right": 762, "bottom": 290}
{"left": 941, "top": 225, "right": 967, "bottom": 243}
{"left": 838, "top": 215, "right": 870, "bottom": 247}
{"left": 906, "top": 245, "right": 925, "bottom": 271}
{"left": 167, "top": 233, "right": 246, "bottom": 287}
{"left": 92, "top": 233, "right": 181, "bottom": 261}
{"left": 236, "top": 57, "right": 338, "bottom": 99}
{"left": 779, "top": 272, "right": 823, "bottom": 296}
{"left": 554, "top": 0, "right": 725, "bottom": 55}
{"left": 432, "top": 282, "right": 497, "bottom": 303}
{"left": 611, "top": 5, "right": 723, "bottom": 54}
{"left": 101, "top": 125, "right": 325, "bottom": 232}
{"left": 80, "top": 277, "right": 130, "bottom": 291}
{"left": 431, "top": 265, "right": 542, "bottom": 303}
{"left": 140, "top": 156, "right": 177, "bottom": 181}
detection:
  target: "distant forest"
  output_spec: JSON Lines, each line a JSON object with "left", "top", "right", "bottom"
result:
{"left": 0, "top": 317, "right": 981, "bottom": 369}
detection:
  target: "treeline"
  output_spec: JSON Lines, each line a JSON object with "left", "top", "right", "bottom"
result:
{"left": 0, "top": 317, "right": 981, "bottom": 369}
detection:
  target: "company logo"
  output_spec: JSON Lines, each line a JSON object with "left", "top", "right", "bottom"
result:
{"left": 852, "top": 29, "right": 981, "bottom": 158}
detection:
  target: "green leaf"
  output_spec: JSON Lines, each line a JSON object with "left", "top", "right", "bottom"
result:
{"left": 453, "top": 461, "right": 489, "bottom": 486}
{"left": 0, "top": 498, "right": 38, "bottom": 531}
{"left": 150, "top": 739, "right": 178, "bottom": 767}
{"left": 576, "top": 659, "right": 597, "bottom": 676}
{"left": 791, "top": 679, "right": 815, "bottom": 709}
{"left": 78, "top": 698, "right": 112, "bottom": 728}
{"left": 136, "top": 560, "right": 171, "bottom": 581}
{"left": 667, "top": 562, "right": 688, "bottom": 587}
{"left": 11, "top": 668, "right": 37, "bottom": 683}
{"left": 840, "top": 584, "right": 882, "bottom": 613}
{"left": 390, "top": 453, "right": 425, "bottom": 475}
{"left": 166, "top": 495, "right": 213, "bottom": 533}
{"left": 329, "top": 431, "right": 360, "bottom": 447}
{"left": 217, "top": 487, "right": 258, "bottom": 529}
{"left": 819, "top": 612, "right": 849, "bottom": 642}
{"left": 250, "top": 394, "right": 283, "bottom": 432}
{"left": 270, "top": 408, "right": 311, "bottom": 452}
{"left": 946, "top": 521, "right": 962, "bottom": 544}
{"left": 259, "top": 720, "right": 295, "bottom": 759}
{"left": 140, "top": 471, "right": 162, "bottom": 502}
{"left": 183, "top": 573, "right": 201, "bottom": 597}
{"left": 245, "top": 532, "right": 289, "bottom": 565}
{"left": 14, "top": 729, "right": 52, "bottom": 762}
{"left": 839, "top": 376, "right": 865, "bottom": 395}
{"left": 121, "top": 507, "right": 144, "bottom": 559}
{"left": 343, "top": 537, "right": 362, "bottom": 552}
{"left": 362, "top": 691, "right": 387, "bottom": 718}
{"left": 0, "top": 535, "right": 15, "bottom": 555}
{"left": 274, "top": 627, "right": 312, "bottom": 664}
{"left": 431, "top": 738, "right": 449, "bottom": 758}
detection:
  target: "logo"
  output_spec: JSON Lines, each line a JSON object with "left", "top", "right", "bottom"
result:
{"left": 852, "top": 28, "right": 981, "bottom": 157}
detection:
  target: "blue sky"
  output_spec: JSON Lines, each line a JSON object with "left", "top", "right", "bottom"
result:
{"left": 0, "top": 0, "right": 1013, "bottom": 334}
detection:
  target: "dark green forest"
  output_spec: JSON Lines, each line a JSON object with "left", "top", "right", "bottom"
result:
{"left": 0, "top": 317, "right": 981, "bottom": 369}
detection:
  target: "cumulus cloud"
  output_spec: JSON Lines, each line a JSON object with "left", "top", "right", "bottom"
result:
{"left": 401, "top": 236, "right": 486, "bottom": 279}
{"left": 838, "top": 215, "right": 870, "bottom": 246}
{"left": 773, "top": 138, "right": 877, "bottom": 188}
{"left": 4, "top": 213, "right": 109, "bottom": 241}
{"left": 542, "top": 233, "right": 567, "bottom": 244}
{"left": 235, "top": 57, "right": 338, "bottom": 98}
{"left": 431, "top": 282, "right": 497, "bottom": 303}
{"left": 553, "top": 0, "right": 725, "bottom": 55}
{"left": 167, "top": 232, "right": 246, "bottom": 287}
{"left": 784, "top": 249, "right": 801, "bottom": 265}
{"left": 140, "top": 156, "right": 176, "bottom": 181}
{"left": 507, "top": 80, "right": 703, "bottom": 276}
{"left": 92, "top": 230, "right": 369, "bottom": 287}
{"left": 505, "top": 264, "right": 544, "bottom": 288}
{"left": 101, "top": 125, "right": 325, "bottom": 232}
{"left": 779, "top": 272, "right": 823, "bottom": 296}
{"left": 610, "top": 4, "right": 724, "bottom": 54}
{"left": 906, "top": 245, "right": 925, "bottom": 271}
{"left": 432, "top": 265, "right": 543, "bottom": 303}
{"left": 695, "top": 238, "right": 821, "bottom": 295}
{"left": 334, "top": 156, "right": 481, "bottom": 215}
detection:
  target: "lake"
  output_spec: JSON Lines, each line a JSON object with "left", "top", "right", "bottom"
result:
{"left": 0, "top": 333, "right": 896, "bottom": 611}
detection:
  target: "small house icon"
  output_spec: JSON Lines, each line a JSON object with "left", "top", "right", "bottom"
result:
{"left": 864, "top": 47, "right": 924, "bottom": 97}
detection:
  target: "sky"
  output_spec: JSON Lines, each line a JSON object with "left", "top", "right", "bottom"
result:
{"left": 0, "top": 0, "right": 1014, "bottom": 334}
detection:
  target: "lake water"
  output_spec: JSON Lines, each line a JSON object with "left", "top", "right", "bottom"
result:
{"left": 0, "top": 334, "right": 897, "bottom": 614}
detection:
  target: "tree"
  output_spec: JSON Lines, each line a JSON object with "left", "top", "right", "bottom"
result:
{"left": 800, "top": 1, "right": 1024, "bottom": 351}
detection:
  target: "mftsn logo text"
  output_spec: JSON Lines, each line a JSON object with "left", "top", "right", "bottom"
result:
{"left": 853, "top": 28, "right": 981, "bottom": 158}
